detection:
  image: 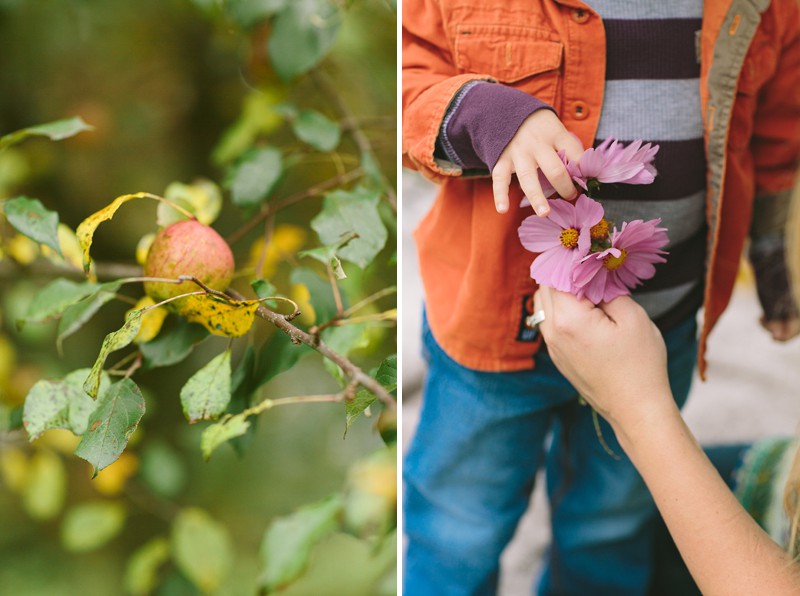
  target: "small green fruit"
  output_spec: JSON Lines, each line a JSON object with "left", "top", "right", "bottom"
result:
{"left": 143, "top": 220, "right": 234, "bottom": 309}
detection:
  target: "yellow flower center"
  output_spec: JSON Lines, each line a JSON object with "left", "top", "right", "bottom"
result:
{"left": 560, "top": 228, "right": 579, "bottom": 249}
{"left": 590, "top": 218, "right": 610, "bottom": 241}
{"left": 603, "top": 248, "right": 628, "bottom": 270}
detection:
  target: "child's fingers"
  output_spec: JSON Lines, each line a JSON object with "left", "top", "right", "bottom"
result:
{"left": 491, "top": 160, "right": 512, "bottom": 213}
{"left": 535, "top": 148, "right": 577, "bottom": 200}
{"left": 555, "top": 132, "right": 586, "bottom": 164}
{"left": 514, "top": 156, "right": 550, "bottom": 216}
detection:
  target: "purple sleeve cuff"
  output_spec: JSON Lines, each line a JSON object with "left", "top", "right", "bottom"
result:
{"left": 438, "top": 82, "right": 555, "bottom": 172}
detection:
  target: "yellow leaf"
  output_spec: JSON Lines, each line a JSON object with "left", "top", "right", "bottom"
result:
{"left": 249, "top": 224, "right": 307, "bottom": 279}
{"left": 128, "top": 296, "right": 167, "bottom": 343}
{"left": 0, "top": 447, "right": 29, "bottom": 493}
{"left": 0, "top": 333, "right": 16, "bottom": 401}
{"left": 7, "top": 233, "right": 39, "bottom": 265}
{"left": 23, "top": 449, "right": 67, "bottom": 521}
{"left": 180, "top": 294, "right": 261, "bottom": 337}
{"left": 36, "top": 429, "right": 81, "bottom": 454}
{"left": 94, "top": 452, "right": 139, "bottom": 496}
{"left": 76, "top": 192, "right": 189, "bottom": 275}
{"left": 291, "top": 283, "right": 316, "bottom": 325}
{"left": 136, "top": 232, "right": 156, "bottom": 267}
{"left": 41, "top": 224, "right": 84, "bottom": 271}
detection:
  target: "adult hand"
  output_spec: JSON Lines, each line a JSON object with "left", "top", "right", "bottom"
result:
{"left": 761, "top": 317, "right": 800, "bottom": 342}
{"left": 491, "top": 110, "right": 584, "bottom": 216}
{"left": 533, "top": 285, "right": 675, "bottom": 432}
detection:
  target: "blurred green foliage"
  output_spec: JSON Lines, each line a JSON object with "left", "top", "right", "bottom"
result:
{"left": 0, "top": 0, "right": 396, "bottom": 593}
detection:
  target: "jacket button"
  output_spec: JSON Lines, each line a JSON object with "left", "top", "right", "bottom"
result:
{"left": 571, "top": 8, "right": 591, "bottom": 23}
{"left": 573, "top": 101, "right": 589, "bottom": 119}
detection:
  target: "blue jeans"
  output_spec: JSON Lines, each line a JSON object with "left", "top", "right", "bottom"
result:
{"left": 403, "top": 314, "right": 698, "bottom": 595}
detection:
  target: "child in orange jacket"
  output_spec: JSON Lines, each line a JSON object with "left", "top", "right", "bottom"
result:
{"left": 403, "top": 0, "right": 800, "bottom": 593}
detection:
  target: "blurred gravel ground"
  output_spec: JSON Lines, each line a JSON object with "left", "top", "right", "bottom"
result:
{"left": 401, "top": 171, "right": 800, "bottom": 595}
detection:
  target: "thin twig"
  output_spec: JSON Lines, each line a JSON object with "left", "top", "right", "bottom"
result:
{"left": 124, "top": 353, "right": 143, "bottom": 379}
{"left": 242, "top": 393, "right": 344, "bottom": 418}
{"left": 108, "top": 351, "right": 140, "bottom": 372}
{"left": 226, "top": 288, "right": 396, "bottom": 411}
{"left": 226, "top": 167, "right": 364, "bottom": 245}
{"left": 342, "top": 286, "right": 397, "bottom": 318}
{"left": 327, "top": 264, "right": 344, "bottom": 316}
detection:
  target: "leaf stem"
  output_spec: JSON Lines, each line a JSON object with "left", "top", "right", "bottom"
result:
{"left": 327, "top": 264, "right": 344, "bottom": 316}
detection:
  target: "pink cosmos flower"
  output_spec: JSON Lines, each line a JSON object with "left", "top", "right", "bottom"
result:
{"left": 520, "top": 139, "right": 659, "bottom": 207}
{"left": 569, "top": 138, "right": 659, "bottom": 191}
{"left": 518, "top": 195, "right": 605, "bottom": 292}
{"left": 571, "top": 218, "right": 669, "bottom": 304}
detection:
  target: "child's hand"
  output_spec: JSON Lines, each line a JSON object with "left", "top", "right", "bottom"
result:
{"left": 492, "top": 110, "right": 584, "bottom": 216}
{"left": 761, "top": 317, "right": 800, "bottom": 342}
{"left": 533, "top": 285, "right": 675, "bottom": 433}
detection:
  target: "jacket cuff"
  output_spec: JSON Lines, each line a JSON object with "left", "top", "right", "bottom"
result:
{"left": 749, "top": 236, "right": 800, "bottom": 321}
{"left": 436, "top": 82, "right": 554, "bottom": 172}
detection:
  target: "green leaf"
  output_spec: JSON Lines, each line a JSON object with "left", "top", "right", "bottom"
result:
{"left": 83, "top": 310, "right": 144, "bottom": 398}
{"left": 292, "top": 110, "right": 341, "bottom": 152}
{"left": 322, "top": 323, "right": 369, "bottom": 383}
{"left": 253, "top": 330, "right": 311, "bottom": 389}
{"left": 311, "top": 187, "right": 387, "bottom": 268}
{"left": 299, "top": 231, "right": 357, "bottom": 281}
{"left": 158, "top": 179, "right": 222, "bottom": 227}
{"left": 259, "top": 496, "right": 343, "bottom": 591}
{"left": 200, "top": 414, "right": 251, "bottom": 461}
{"left": 374, "top": 354, "right": 398, "bottom": 390}
{"left": 0, "top": 116, "right": 93, "bottom": 151}
{"left": 140, "top": 318, "right": 209, "bottom": 369}
{"left": 230, "top": 344, "right": 258, "bottom": 411}
{"left": 172, "top": 508, "right": 233, "bottom": 593}
{"left": 3, "top": 196, "right": 62, "bottom": 256}
{"left": 180, "top": 350, "right": 231, "bottom": 423}
{"left": 251, "top": 278, "right": 277, "bottom": 299}
{"left": 22, "top": 450, "right": 67, "bottom": 521}
{"left": 225, "top": 0, "right": 288, "bottom": 27}
{"left": 345, "top": 355, "right": 397, "bottom": 434}
{"left": 227, "top": 147, "right": 283, "bottom": 208}
{"left": 20, "top": 278, "right": 100, "bottom": 328}
{"left": 74, "top": 378, "right": 146, "bottom": 475}
{"left": 22, "top": 368, "right": 107, "bottom": 440}
{"left": 251, "top": 278, "right": 283, "bottom": 309}
{"left": 61, "top": 501, "right": 126, "bottom": 553}
{"left": 57, "top": 282, "right": 121, "bottom": 351}
{"left": 212, "top": 89, "right": 286, "bottom": 165}
{"left": 299, "top": 245, "right": 346, "bottom": 279}
{"left": 290, "top": 267, "right": 340, "bottom": 324}
{"left": 139, "top": 442, "right": 187, "bottom": 499}
{"left": 268, "top": 0, "right": 342, "bottom": 80}
{"left": 360, "top": 149, "right": 385, "bottom": 190}
{"left": 124, "top": 536, "right": 171, "bottom": 596}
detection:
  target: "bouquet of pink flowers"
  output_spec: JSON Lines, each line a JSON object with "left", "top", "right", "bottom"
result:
{"left": 518, "top": 138, "right": 669, "bottom": 305}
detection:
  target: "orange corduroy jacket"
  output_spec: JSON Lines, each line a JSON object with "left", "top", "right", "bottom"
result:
{"left": 403, "top": 0, "right": 800, "bottom": 377}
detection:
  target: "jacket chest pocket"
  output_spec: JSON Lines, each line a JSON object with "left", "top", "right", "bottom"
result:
{"left": 453, "top": 24, "right": 563, "bottom": 105}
